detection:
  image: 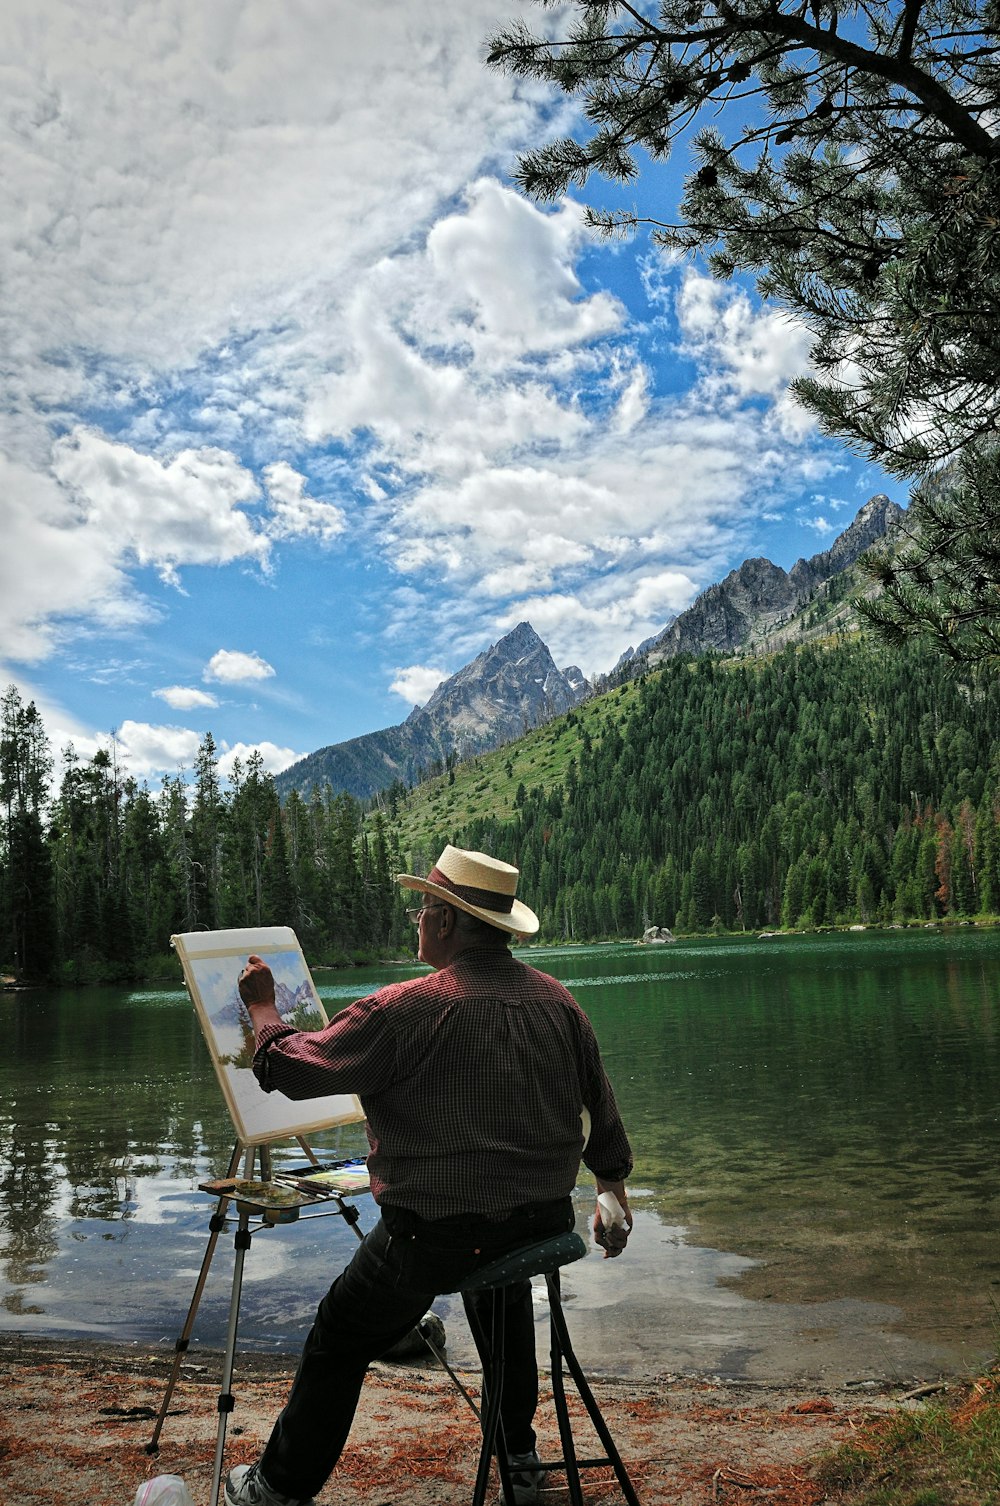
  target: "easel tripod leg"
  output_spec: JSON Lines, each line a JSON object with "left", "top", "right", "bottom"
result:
{"left": 147, "top": 1142, "right": 243, "bottom": 1455}
{"left": 209, "top": 1207, "right": 252, "bottom": 1506}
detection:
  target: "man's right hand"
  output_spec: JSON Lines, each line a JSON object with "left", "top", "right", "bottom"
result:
{"left": 238, "top": 954, "right": 276, "bottom": 1009}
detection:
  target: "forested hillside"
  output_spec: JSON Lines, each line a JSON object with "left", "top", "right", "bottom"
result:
{"left": 403, "top": 640, "right": 1000, "bottom": 939}
{"left": 3, "top": 636, "right": 999, "bottom": 982}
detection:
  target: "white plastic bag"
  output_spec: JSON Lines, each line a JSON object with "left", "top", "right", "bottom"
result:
{"left": 597, "top": 1190, "right": 628, "bottom": 1230}
{"left": 133, "top": 1476, "right": 196, "bottom": 1506}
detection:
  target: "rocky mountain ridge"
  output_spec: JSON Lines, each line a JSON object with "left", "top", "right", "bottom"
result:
{"left": 276, "top": 493, "right": 905, "bottom": 802}
{"left": 627, "top": 494, "right": 905, "bottom": 667}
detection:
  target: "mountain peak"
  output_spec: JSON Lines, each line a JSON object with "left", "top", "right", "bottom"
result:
{"left": 276, "top": 621, "right": 591, "bottom": 802}
{"left": 502, "top": 620, "right": 542, "bottom": 649}
{"left": 788, "top": 494, "right": 903, "bottom": 589}
{"left": 421, "top": 621, "right": 587, "bottom": 734}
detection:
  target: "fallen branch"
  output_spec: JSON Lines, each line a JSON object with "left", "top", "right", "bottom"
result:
{"left": 712, "top": 1466, "right": 758, "bottom": 1497}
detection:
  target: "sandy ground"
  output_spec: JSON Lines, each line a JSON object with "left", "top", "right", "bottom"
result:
{"left": 0, "top": 1333, "right": 927, "bottom": 1506}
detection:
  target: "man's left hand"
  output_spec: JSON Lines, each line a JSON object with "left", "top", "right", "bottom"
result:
{"left": 593, "top": 1182, "right": 632, "bottom": 1259}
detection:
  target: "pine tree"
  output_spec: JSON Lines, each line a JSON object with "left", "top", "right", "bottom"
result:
{"left": 975, "top": 796, "right": 1000, "bottom": 916}
{"left": 189, "top": 733, "right": 223, "bottom": 930}
{"left": 261, "top": 799, "right": 296, "bottom": 926}
{"left": 0, "top": 689, "right": 56, "bottom": 979}
{"left": 122, "top": 781, "right": 167, "bottom": 957}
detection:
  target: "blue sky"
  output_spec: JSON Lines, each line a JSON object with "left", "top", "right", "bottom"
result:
{"left": 0, "top": 0, "right": 906, "bottom": 786}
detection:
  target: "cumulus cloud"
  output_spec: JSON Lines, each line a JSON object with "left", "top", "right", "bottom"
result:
{"left": 112, "top": 720, "right": 204, "bottom": 777}
{"left": 263, "top": 462, "right": 347, "bottom": 544}
{"left": 204, "top": 650, "right": 276, "bottom": 684}
{"left": 52, "top": 430, "right": 268, "bottom": 587}
{"left": 302, "top": 180, "right": 615, "bottom": 475}
{"left": 495, "top": 561, "right": 702, "bottom": 680}
{"left": 369, "top": 372, "right": 833, "bottom": 674}
{"left": 611, "top": 366, "right": 651, "bottom": 435}
{"left": 217, "top": 741, "right": 302, "bottom": 779}
{"left": 422, "top": 180, "right": 623, "bottom": 362}
{"left": 389, "top": 665, "right": 447, "bottom": 707}
{"left": 0, "top": 451, "right": 152, "bottom": 663}
{"left": 1, "top": 2, "right": 542, "bottom": 451}
{"left": 295, "top": 195, "right": 843, "bottom": 675}
{"left": 0, "top": 0, "right": 879, "bottom": 754}
{"left": 674, "top": 271, "right": 817, "bottom": 440}
{"left": 154, "top": 685, "right": 219, "bottom": 710}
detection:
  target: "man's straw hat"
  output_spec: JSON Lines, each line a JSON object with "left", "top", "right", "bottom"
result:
{"left": 397, "top": 844, "right": 539, "bottom": 937}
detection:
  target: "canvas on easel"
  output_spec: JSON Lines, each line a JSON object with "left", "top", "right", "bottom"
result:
{"left": 172, "top": 926, "right": 364, "bottom": 1146}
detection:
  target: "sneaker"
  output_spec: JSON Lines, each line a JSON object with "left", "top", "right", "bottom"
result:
{"left": 501, "top": 1448, "right": 545, "bottom": 1504}
{"left": 224, "top": 1462, "right": 315, "bottom": 1506}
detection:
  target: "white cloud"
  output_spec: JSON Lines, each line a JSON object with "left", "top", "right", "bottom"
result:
{"left": 494, "top": 561, "right": 702, "bottom": 679}
{"left": 0, "top": 451, "right": 151, "bottom": 663}
{"left": 371, "top": 381, "right": 836, "bottom": 669}
{"left": 154, "top": 685, "right": 219, "bottom": 710}
{"left": 263, "top": 462, "right": 347, "bottom": 544}
{"left": 611, "top": 365, "right": 651, "bottom": 434}
{"left": 628, "top": 568, "right": 701, "bottom": 620}
{"left": 389, "top": 665, "right": 447, "bottom": 706}
{"left": 294, "top": 191, "right": 844, "bottom": 675}
{"left": 302, "top": 180, "right": 615, "bottom": 475}
{"left": 217, "top": 741, "right": 302, "bottom": 779}
{"left": 112, "top": 720, "right": 203, "bottom": 777}
{"left": 675, "top": 271, "right": 816, "bottom": 441}
{"left": 422, "top": 180, "right": 623, "bottom": 362}
{"left": 1, "top": 2, "right": 543, "bottom": 456}
{"left": 51, "top": 429, "right": 268, "bottom": 586}
{"left": 204, "top": 649, "right": 276, "bottom": 684}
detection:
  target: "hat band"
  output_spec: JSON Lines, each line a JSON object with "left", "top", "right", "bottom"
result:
{"left": 427, "top": 866, "right": 515, "bottom": 915}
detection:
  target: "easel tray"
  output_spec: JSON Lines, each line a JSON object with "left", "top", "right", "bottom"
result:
{"left": 198, "top": 1177, "right": 319, "bottom": 1223}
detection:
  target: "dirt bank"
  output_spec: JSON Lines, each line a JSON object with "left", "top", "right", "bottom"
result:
{"left": 0, "top": 1334, "right": 931, "bottom": 1506}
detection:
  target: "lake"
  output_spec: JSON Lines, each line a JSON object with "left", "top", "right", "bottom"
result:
{"left": 1, "top": 929, "right": 998, "bottom": 1385}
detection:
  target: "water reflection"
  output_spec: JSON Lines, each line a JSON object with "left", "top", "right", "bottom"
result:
{"left": 1, "top": 931, "right": 999, "bottom": 1381}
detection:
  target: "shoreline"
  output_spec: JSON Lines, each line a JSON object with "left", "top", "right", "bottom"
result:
{"left": 0, "top": 1332, "right": 916, "bottom": 1505}
{"left": 6, "top": 916, "right": 1000, "bottom": 990}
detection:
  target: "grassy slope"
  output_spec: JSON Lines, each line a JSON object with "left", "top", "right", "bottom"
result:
{"left": 384, "top": 677, "right": 646, "bottom": 869}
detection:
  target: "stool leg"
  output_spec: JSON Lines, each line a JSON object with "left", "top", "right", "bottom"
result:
{"left": 464, "top": 1288, "right": 517, "bottom": 1506}
{"left": 546, "top": 1273, "right": 642, "bottom": 1506}
{"left": 547, "top": 1272, "right": 585, "bottom": 1506}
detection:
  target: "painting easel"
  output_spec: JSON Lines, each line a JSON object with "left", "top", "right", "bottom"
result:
{"left": 146, "top": 1134, "right": 369, "bottom": 1506}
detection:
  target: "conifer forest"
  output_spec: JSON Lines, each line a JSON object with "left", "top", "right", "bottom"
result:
{"left": 3, "top": 636, "right": 1000, "bottom": 982}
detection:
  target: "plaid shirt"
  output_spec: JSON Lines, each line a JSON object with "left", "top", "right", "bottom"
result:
{"left": 253, "top": 946, "right": 633, "bottom": 1220}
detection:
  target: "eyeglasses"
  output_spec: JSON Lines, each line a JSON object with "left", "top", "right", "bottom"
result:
{"left": 405, "top": 903, "right": 448, "bottom": 925}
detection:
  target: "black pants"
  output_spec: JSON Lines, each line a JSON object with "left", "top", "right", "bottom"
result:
{"left": 259, "top": 1197, "right": 575, "bottom": 1501}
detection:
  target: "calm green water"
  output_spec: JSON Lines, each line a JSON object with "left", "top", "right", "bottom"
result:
{"left": 1, "top": 930, "right": 998, "bottom": 1383}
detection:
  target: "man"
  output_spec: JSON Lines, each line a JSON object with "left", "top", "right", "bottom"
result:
{"left": 226, "top": 844, "right": 633, "bottom": 1506}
